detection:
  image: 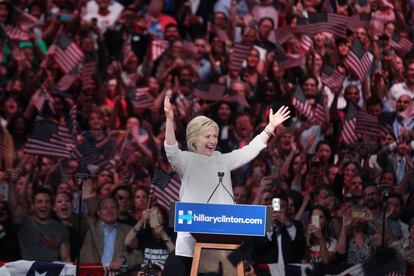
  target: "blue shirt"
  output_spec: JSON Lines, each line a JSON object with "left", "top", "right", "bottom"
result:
{"left": 101, "top": 223, "right": 118, "bottom": 265}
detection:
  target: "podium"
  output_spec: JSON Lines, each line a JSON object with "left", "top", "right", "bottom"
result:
{"left": 170, "top": 202, "right": 272, "bottom": 276}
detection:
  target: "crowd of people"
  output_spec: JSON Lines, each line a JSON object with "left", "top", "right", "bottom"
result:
{"left": 0, "top": 0, "right": 414, "bottom": 275}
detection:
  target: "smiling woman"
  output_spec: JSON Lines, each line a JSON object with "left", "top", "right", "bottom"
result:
{"left": 162, "top": 96, "right": 290, "bottom": 273}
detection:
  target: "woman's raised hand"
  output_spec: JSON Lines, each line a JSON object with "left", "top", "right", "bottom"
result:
{"left": 164, "top": 96, "right": 174, "bottom": 121}
{"left": 268, "top": 106, "right": 290, "bottom": 129}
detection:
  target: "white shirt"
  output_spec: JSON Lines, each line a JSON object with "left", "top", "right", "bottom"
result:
{"left": 164, "top": 135, "right": 266, "bottom": 257}
{"left": 83, "top": 1, "right": 124, "bottom": 17}
{"left": 82, "top": 1, "right": 123, "bottom": 34}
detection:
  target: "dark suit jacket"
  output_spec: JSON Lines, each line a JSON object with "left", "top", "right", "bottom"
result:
{"left": 253, "top": 220, "right": 306, "bottom": 264}
{"left": 80, "top": 217, "right": 139, "bottom": 266}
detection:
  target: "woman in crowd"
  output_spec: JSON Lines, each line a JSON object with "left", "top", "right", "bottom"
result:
{"left": 306, "top": 205, "right": 337, "bottom": 264}
{"left": 125, "top": 205, "right": 175, "bottom": 267}
{"left": 336, "top": 208, "right": 381, "bottom": 264}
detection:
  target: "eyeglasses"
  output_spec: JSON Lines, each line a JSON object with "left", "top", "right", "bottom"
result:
{"left": 363, "top": 192, "right": 377, "bottom": 198}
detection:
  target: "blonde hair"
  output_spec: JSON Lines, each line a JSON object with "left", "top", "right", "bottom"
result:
{"left": 186, "top": 116, "right": 219, "bottom": 152}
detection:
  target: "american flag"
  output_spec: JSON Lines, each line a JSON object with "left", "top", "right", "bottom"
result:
{"left": 348, "top": 13, "right": 371, "bottom": 31}
{"left": 342, "top": 103, "right": 358, "bottom": 145}
{"left": 327, "top": 13, "right": 349, "bottom": 38}
{"left": 47, "top": 32, "right": 84, "bottom": 74}
{"left": 311, "top": 98, "right": 326, "bottom": 124}
{"left": 296, "top": 13, "right": 348, "bottom": 37}
{"left": 300, "top": 34, "right": 313, "bottom": 54}
{"left": 390, "top": 31, "right": 413, "bottom": 57}
{"left": 230, "top": 43, "right": 252, "bottom": 71}
{"left": 275, "top": 49, "right": 305, "bottom": 69}
{"left": 66, "top": 105, "right": 78, "bottom": 143}
{"left": 296, "top": 14, "right": 326, "bottom": 35}
{"left": 4, "top": 25, "right": 30, "bottom": 41}
{"left": 355, "top": 110, "right": 383, "bottom": 139}
{"left": 24, "top": 103, "right": 74, "bottom": 158}
{"left": 119, "top": 132, "right": 135, "bottom": 162}
{"left": 135, "top": 87, "right": 154, "bottom": 109}
{"left": 80, "top": 58, "right": 96, "bottom": 91}
{"left": 56, "top": 74, "right": 78, "bottom": 91}
{"left": 193, "top": 83, "right": 226, "bottom": 101}
{"left": 150, "top": 167, "right": 181, "bottom": 211}
{"left": 33, "top": 87, "right": 53, "bottom": 111}
{"left": 321, "top": 65, "right": 345, "bottom": 89}
{"left": 344, "top": 39, "right": 373, "bottom": 81}
{"left": 151, "top": 39, "right": 169, "bottom": 61}
{"left": 12, "top": 6, "right": 40, "bottom": 31}
{"left": 274, "top": 27, "right": 295, "bottom": 45}
{"left": 291, "top": 86, "right": 313, "bottom": 118}
{"left": 72, "top": 132, "right": 116, "bottom": 170}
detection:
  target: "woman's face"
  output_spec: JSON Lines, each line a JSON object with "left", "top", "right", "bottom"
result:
{"left": 15, "top": 176, "right": 27, "bottom": 195}
{"left": 217, "top": 103, "right": 231, "bottom": 121}
{"left": 313, "top": 32, "right": 325, "bottom": 47}
{"left": 272, "top": 61, "right": 284, "bottom": 79}
{"left": 88, "top": 112, "right": 104, "bottom": 130}
{"left": 148, "top": 77, "right": 159, "bottom": 94}
{"left": 97, "top": 170, "right": 112, "bottom": 187}
{"left": 311, "top": 209, "right": 326, "bottom": 229}
{"left": 171, "top": 40, "right": 183, "bottom": 56}
{"left": 314, "top": 53, "right": 323, "bottom": 71}
{"left": 303, "top": 78, "right": 318, "bottom": 96}
{"left": 338, "top": 43, "right": 349, "bottom": 56}
{"left": 246, "top": 49, "right": 260, "bottom": 68}
{"left": 125, "top": 55, "right": 139, "bottom": 72}
{"left": 4, "top": 97, "right": 18, "bottom": 116}
{"left": 195, "top": 126, "right": 218, "bottom": 156}
{"left": 53, "top": 193, "right": 72, "bottom": 221}
{"left": 134, "top": 189, "right": 149, "bottom": 210}
{"left": 316, "top": 144, "right": 332, "bottom": 163}
{"left": 211, "top": 36, "right": 224, "bottom": 53}
{"left": 264, "top": 82, "right": 276, "bottom": 100}
{"left": 99, "top": 183, "right": 113, "bottom": 198}
{"left": 292, "top": 155, "right": 306, "bottom": 174}
{"left": 392, "top": 56, "right": 404, "bottom": 72}
{"left": 180, "top": 68, "right": 192, "bottom": 84}
{"left": 344, "top": 163, "right": 357, "bottom": 180}
{"left": 349, "top": 176, "right": 363, "bottom": 196}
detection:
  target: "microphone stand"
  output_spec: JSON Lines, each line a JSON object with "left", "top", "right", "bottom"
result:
{"left": 74, "top": 172, "right": 90, "bottom": 276}
{"left": 206, "top": 172, "right": 235, "bottom": 204}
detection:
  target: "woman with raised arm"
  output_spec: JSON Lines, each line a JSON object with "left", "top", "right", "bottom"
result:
{"left": 162, "top": 96, "right": 290, "bottom": 274}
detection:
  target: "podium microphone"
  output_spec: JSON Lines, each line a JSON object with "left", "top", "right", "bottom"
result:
{"left": 206, "top": 172, "right": 235, "bottom": 204}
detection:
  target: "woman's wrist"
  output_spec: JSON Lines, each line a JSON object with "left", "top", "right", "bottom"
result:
{"left": 266, "top": 124, "right": 276, "bottom": 132}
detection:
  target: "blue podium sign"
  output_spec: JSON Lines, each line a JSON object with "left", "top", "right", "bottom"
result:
{"left": 173, "top": 202, "right": 268, "bottom": 236}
